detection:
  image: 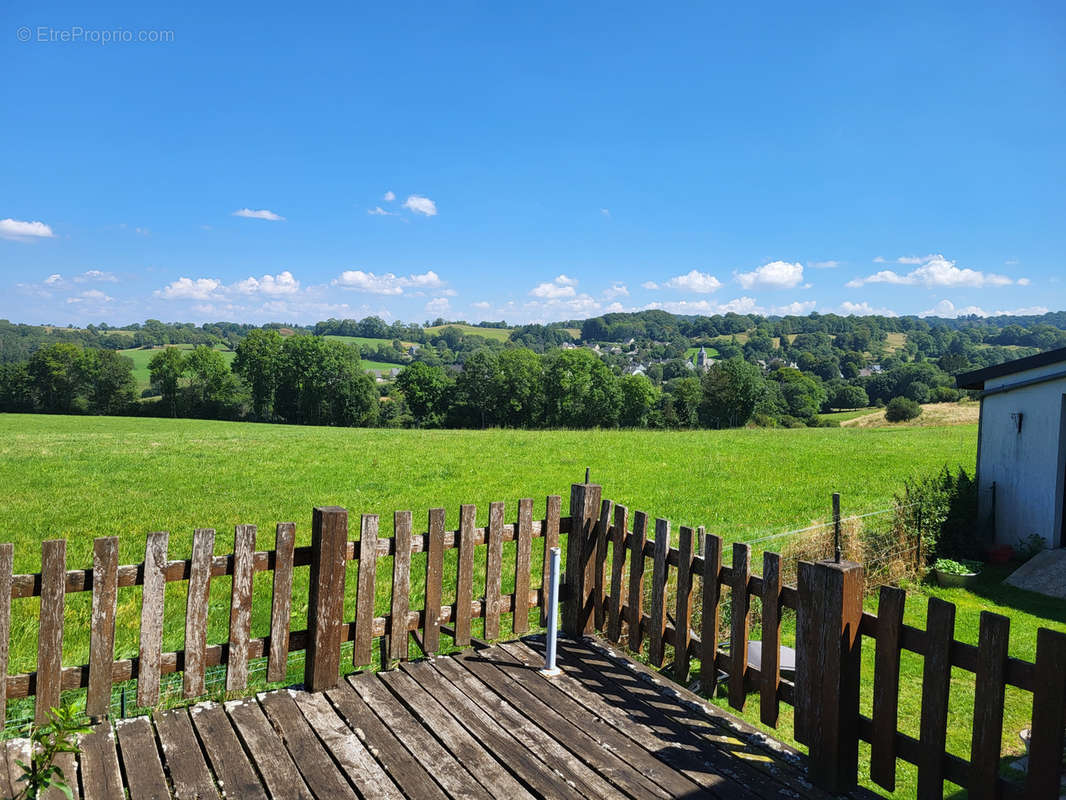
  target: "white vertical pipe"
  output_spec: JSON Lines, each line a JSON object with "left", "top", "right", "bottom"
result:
{"left": 541, "top": 546, "right": 562, "bottom": 676}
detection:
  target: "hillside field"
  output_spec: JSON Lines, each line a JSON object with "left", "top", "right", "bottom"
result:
{"left": 423, "top": 323, "right": 512, "bottom": 341}
{"left": 118, "top": 344, "right": 235, "bottom": 391}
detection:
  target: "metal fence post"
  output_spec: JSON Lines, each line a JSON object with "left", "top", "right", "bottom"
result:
{"left": 541, "top": 547, "right": 562, "bottom": 676}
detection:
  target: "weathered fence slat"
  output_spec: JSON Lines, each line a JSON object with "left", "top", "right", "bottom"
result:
{"left": 485, "top": 502, "right": 504, "bottom": 640}
{"left": 306, "top": 506, "right": 348, "bottom": 692}
{"left": 564, "top": 483, "right": 601, "bottom": 637}
{"left": 226, "top": 524, "right": 257, "bottom": 692}
{"left": 354, "top": 514, "right": 380, "bottom": 666}
{"left": 606, "top": 504, "right": 628, "bottom": 642}
{"left": 423, "top": 508, "right": 445, "bottom": 654}
{"left": 674, "top": 526, "right": 695, "bottom": 684}
{"left": 700, "top": 532, "right": 722, "bottom": 696}
{"left": 183, "top": 529, "right": 215, "bottom": 698}
{"left": 969, "top": 612, "right": 1010, "bottom": 800}
{"left": 455, "top": 505, "right": 476, "bottom": 646}
{"left": 870, "top": 585, "right": 906, "bottom": 791}
{"left": 760, "top": 550, "right": 781, "bottom": 727}
{"left": 1025, "top": 628, "right": 1066, "bottom": 800}
{"left": 137, "top": 531, "right": 168, "bottom": 707}
{"left": 627, "top": 510, "right": 648, "bottom": 652}
{"left": 917, "top": 596, "right": 956, "bottom": 800}
{"left": 87, "top": 537, "right": 117, "bottom": 718}
{"left": 647, "top": 517, "right": 669, "bottom": 667}
{"left": 593, "top": 498, "right": 612, "bottom": 631}
{"left": 267, "top": 522, "right": 296, "bottom": 683}
{"left": 0, "top": 544, "right": 8, "bottom": 728}
{"left": 728, "top": 542, "right": 750, "bottom": 710}
{"left": 390, "top": 511, "right": 412, "bottom": 662}
{"left": 513, "top": 499, "right": 533, "bottom": 635}
{"left": 539, "top": 496, "right": 560, "bottom": 627}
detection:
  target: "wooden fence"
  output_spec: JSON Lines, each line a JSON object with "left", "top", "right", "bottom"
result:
{"left": 563, "top": 482, "right": 1066, "bottom": 800}
{"left": 0, "top": 496, "right": 571, "bottom": 729}
{"left": 3, "top": 482, "right": 1064, "bottom": 799}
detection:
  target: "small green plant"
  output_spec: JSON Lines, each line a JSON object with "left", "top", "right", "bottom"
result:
{"left": 1015, "top": 533, "right": 1046, "bottom": 562}
{"left": 14, "top": 705, "right": 90, "bottom": 800}
{"left": 933, "top": 557, "right": 982, "bottom": 576}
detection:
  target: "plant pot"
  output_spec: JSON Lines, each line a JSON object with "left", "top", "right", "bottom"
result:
{"left": 935, "top": 570, "right": 979, "bottom": 588}
{"left": 988, "top": 545, "right": 1014, "bottom": 565}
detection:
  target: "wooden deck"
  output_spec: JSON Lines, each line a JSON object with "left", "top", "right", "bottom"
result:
{"left": 1, "top": 636, "right": 872, "bottom": 799}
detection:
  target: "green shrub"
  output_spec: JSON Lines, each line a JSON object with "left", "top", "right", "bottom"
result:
{"left": 896, "top": 466, "right": 978, "bottom": 562}
{"left": 929, "top": 385, "right": 960, "bottom": 403}
{"left": 885, "top": 396, "right": 922, "bottom": 422}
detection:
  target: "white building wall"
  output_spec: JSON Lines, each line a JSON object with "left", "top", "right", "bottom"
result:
{"left": 978, "top": 361, "right": 1066, "bottom": 549}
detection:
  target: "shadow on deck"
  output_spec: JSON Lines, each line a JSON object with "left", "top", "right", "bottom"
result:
{"left": 1, "top": 636, "right": 873, "bottom": 799}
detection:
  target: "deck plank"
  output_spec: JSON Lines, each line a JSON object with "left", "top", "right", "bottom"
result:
{"left": 116, "top": 716, "right": 171, "bottom": 800}
{"left": 377, "top": 667, "right": 535, "bottom": 800}
{"left": 430, "top": 656, "right": 629, "bottom": 800}
{"left": 258, "top": 689, "right": 360, "bottom": 800}
{"left": 291, "top": 689, "right": 404, "bottom": 800}
{"left": 78, "top": 724, "right": 125, "bottom": 800}
{"left": 190, "top": 702, "right": 268, "bottom": 800}
{"left": 225, "top": 696, "right": 314, "bottom": 800}
{"left": 347, "top": 671, "right": 492, "bottom": 800}
{"left": 504, "top": 639, "right": 765, "bottom": 798}
{"left": 453, "top": 648, "right": 684, "bottom": 799}
{"left": 401, "top": 658, "right": 575, "bottom": 798}
{"left": 542, "top": 636, "right": 848, "bottom": 800}
{"left": 325, "top": 681, "right": 449, "bottom": 800}
{"left": 155, "top": 708, "right": 220, "bottom": 800}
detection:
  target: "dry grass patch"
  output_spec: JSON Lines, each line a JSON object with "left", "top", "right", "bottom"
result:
{"left": 842, "top": 401, "right": 980, "bottom": 428}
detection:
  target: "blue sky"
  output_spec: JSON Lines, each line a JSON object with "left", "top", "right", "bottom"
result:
{"left": 2, "top": 1, "right": 1064, "bottom": 326}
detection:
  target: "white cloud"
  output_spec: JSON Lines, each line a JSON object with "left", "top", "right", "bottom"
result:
{"left": 774, "top": 300, "right": 817, "bottom": 315}
{"left": 530, "top": 275, "right": 578, "bottom": 299}
{"left": 66, "top": 289, "right": 113, "bottom": 305}
{"left": 233, "top": 271, "right": 300, "bottom": 296}
{"left": 640, "top": 280, "right": 660, "bottom": 290}
{"left": 232, "top": 208, "right": 285, "bottom": 221}
{"left": 603, "top": 283, "right": 629, "bottom": 300}
{"left": 333, "top": 269, "right": 444, "bottom": 295}
{"left": 0, "top": 218, "right": 55, "bottom": 240}
{"left": 600, "top": 208, "right": 611, "bottom": 217}
{"left": 425, "top": 297, "right": 450, "bottom": 314}
{"left": 662, "top": 270, "right": 723, "bottom": 293}
{"left": 839, "top": 301, "right": 898, "bottom": 317}
{"left": 384, "top": 191, "right": 396, "bottom": 202}
{"left": 44, "top": 273, "right": 63, "bottom": 285}
{"left": 735, "top": 260, "right": 804, "bottom": 290}
{"left": 78, "top": 269, "right": 117, "bottom": 283}
{"left": 919, "top": 299, "right": 1050, "bottom": 319}
{"left": 605, "top": 302, "right": 625, "bottom": 312}
{"left": 156, "top": 277, "right": 223, "bottom": 300}
{"left": 367, "top": 206, "right": 395, "bottom": 216}
{"left": 846, "top": 254, "right": 1017, "bottom": 289}
{"left": 644, "top": 296, "right": 761, "bottom": 315}
{"left": 471, "top": 301, "right": 491, "bottom": 310}
{"left": 873, "top": 256, "right": 887, "bottom": 263}
{"left": 809, "top": 260, "right": 839, "bottom": 269}
{"left": 896, "top": 254, "right": 937, "bottom": 265}
{"left": 403, "top": 195, "right": 437, "bottom": 216}
{"left": 1018, "top": 277, "right": 1031, "bottom": 286}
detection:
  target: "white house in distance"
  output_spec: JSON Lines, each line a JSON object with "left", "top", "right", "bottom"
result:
{"left": 957, "top": 346, "right": 1066, "bottom": 550}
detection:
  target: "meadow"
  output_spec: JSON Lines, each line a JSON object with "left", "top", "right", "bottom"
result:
{"left": 0, "top": 412, "right": 990, "bottom": 796}
{"left": 117, "top": 345, "right": 235, "bottom": 391}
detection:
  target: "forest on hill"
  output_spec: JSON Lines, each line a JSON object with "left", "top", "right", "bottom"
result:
{"left": 1, "top": 309, "right": 1064, "bottom": 430}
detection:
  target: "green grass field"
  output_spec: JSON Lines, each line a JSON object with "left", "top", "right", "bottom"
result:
{"left": 322, "top": 334, "right": 416, "bottom": 350}
{"left": 117, "top": 345, "right": 234, "bottom": 391}
{"left": 423, "top": 324, "right": 512, "bottom": 341}
{"left": 0, "top": 413, "right": 990, "bottom": 793}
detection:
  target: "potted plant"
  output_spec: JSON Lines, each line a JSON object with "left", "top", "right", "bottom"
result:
{"left": 933, "top": 558, "right": 983, "bottom": 588}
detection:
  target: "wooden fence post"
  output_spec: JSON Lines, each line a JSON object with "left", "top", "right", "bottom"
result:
{"left": 564, "top": 483, "right": 601, "bottom": 637}
{"left": 305, "top": 506, "right": 348, "bottom": 691}
{"left": 796, "top": 558, "right": 864, "bottom": 794}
